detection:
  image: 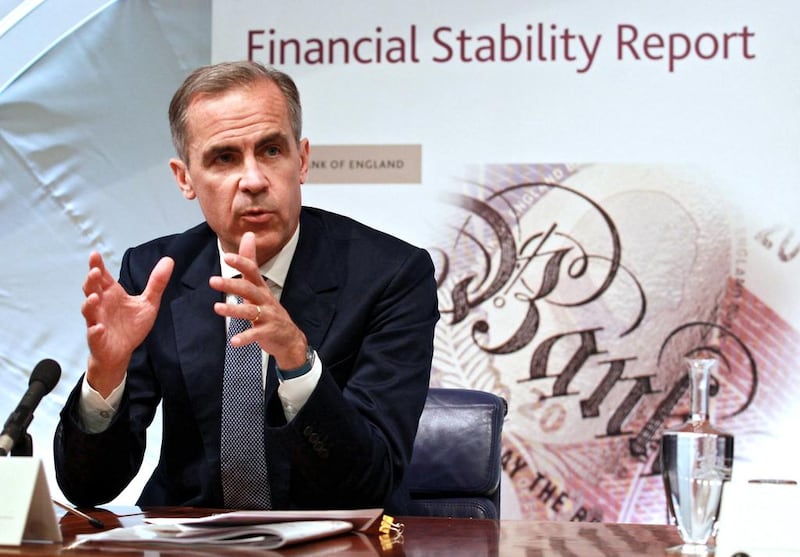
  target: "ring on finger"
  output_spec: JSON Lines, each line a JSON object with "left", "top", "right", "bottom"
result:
{"left": 252, "top": 305, "right": 262, "bottom": 324}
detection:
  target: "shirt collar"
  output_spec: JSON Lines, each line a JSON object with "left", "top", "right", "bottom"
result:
{"left": 217, "top": 224, "right": 300, "bottom": 289}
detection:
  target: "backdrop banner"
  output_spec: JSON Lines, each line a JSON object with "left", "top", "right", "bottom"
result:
{"left": 213, "top": 0, "right": 800, "bottom": 522}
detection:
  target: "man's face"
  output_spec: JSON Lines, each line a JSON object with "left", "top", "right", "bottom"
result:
{"left": 170, "top": 79, "right": 309, "bottom": 264}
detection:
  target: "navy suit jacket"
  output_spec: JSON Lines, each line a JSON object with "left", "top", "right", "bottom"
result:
{"left": 54, "top": 207, "right": 438, "bottom": 512}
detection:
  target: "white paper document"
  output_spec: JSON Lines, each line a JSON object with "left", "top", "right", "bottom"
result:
{"left": 75, "top": 519, "right": 352, "bottom": 549}
{"left": 146, "top": 508, "right": 383, "bottom": 531}
{"left": 73, "top": 508, "right": 383, "bottom": 550}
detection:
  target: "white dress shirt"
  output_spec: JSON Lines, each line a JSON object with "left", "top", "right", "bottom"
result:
{"left": 78, "top": 224, "right": 321, "bottom": 432}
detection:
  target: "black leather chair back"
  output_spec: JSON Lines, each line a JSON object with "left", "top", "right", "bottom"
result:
{"left": 406, "top": 388, "right": 507, "bottom": 519}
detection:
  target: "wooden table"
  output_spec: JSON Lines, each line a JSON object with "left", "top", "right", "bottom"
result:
{"left": 6, "top": 506, "right": 683, "bottom": 555}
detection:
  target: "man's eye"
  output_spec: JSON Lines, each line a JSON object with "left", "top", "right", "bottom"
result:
{"left": 265, "top": 146, "right": 281, "bottom": 157}
{"left": 216, "top": 153, "right": 235, "bottom": 164}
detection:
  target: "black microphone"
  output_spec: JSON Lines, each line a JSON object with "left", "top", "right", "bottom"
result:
{"left": 0, "top": 358, "right": 61, "bottom": 456}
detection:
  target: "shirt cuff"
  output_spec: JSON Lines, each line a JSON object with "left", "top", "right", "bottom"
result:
{"left": 77, "top": 373, "right": 126, "bottom": 433}
{"left": 277, "top": 351, "right": 322, "bottom": 422}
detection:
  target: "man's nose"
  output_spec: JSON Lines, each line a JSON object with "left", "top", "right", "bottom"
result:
{"left": 238, "top": 156, "right": 268, "bottom": 192}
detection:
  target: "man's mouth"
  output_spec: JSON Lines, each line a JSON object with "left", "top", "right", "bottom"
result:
{"left": 240, "top": 208, "right": 272, "bottom": 223}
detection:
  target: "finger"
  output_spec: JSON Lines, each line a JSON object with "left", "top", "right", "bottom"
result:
{"left": 83, "top": 252, "right": 114, "bottom": 296}
{"left": 88, "top": 252, "right": 116, "bottom": 288}
{"left": 85, "top": 322, "right": 105, "bottom": 345}
{"left": 209, "top": 274, "right": 272, "bottom": 304}
{"left": 88, "top": 251, "right": 103, "bottom": 268}
{"left": 82, "top": 265, "right": 104, "bottom": 297}
{"left": 213, "top": 300, "right": 263, "bottom": 322}
{"left": 222, "top": 231, "right": 263, "bottom": 286}
{"left": 228, "top": 320, "right": 270, "bottom": 348}
{"left": 221, "top": 252, "right": 264, "bottom": 287}
{"left": 239, "top": 231, "right": 257, "bottom": 263}
{"left": 142, "top": 257, "right": 175, "bottom": 306}
{"left": 213, "top": 302, "right": 263, "bottom": 349}
{"left": 81, "top": 292, "right": 101, "bottom": 325}
{"left": 229, "top": 330, "right": 259, "bottom": 348}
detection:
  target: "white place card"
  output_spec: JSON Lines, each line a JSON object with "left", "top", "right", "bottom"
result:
{"left": 716, "top": 480, "right": 799, "bottom": 557}
{"left": 0, "top": 457, "right": 61, "bottom": 546}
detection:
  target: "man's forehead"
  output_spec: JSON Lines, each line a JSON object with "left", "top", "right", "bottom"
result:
{"left": 185, "top": 81, "right": 290, "bottom": 146}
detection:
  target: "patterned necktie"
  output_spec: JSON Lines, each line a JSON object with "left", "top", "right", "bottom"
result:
{"left": 220, "top": 296, "right": 272, "bottom": 509}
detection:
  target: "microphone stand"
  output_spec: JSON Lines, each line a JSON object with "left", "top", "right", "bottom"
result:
{"left": 10, "top": 432, "right": 33, "bottom": 457}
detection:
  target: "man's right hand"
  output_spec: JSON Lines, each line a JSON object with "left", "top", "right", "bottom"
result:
{"left": 82, "top": 252, "right": 174, "bottom": 397}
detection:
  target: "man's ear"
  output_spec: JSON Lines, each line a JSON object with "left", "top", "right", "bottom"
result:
{"left": 170, "top": 158, "right": 196, "bottom": 200}
{"left": 298, "top": 138, "right": 310, "bottom": 185}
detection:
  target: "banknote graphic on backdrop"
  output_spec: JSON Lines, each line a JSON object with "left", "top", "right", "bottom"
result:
{"left": 428, "top": 164, "right": 778, "bottom": 523}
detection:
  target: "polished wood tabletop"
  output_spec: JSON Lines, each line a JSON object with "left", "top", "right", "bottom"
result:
{"left": 6, "top": 506, "right": 683, "bottom": 556}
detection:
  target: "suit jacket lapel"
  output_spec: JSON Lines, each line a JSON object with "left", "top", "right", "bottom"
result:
{"left": 277, "top": 209, "right": 339, "bottom": 391}
{"left": 171, "top": 236, "right": 225, "bottom": 465}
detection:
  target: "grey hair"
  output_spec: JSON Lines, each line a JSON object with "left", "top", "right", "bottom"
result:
{"left": 168, "top": 61, "right": 302, "bottom": 163}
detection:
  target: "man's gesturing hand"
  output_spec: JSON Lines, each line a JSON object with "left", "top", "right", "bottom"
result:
{"left": 82, "top": 252, "right": 174, "bottom": 397}
{"left": 209, "top": 232, "right": 309, "bottom": 371}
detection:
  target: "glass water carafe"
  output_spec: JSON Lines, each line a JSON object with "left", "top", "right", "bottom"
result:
{"left": 660, "top": 358, "right": 734, "bottom": 555}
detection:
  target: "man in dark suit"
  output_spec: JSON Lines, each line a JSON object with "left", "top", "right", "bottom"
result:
{"left": 54, "top": 61, "right": 438, "bottom": 513}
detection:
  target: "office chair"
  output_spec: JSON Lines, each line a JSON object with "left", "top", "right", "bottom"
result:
{"left": 406, "top": 387, "right": 507, "bottom": 519}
